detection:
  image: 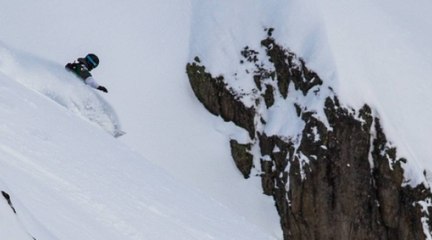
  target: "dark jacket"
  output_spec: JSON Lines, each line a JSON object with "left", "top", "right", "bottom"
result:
{"left": 65, "top": 57, "right": 108, "bottom": 93}
{"left": 65, "top": 58, "right": 92, "bottom": 80}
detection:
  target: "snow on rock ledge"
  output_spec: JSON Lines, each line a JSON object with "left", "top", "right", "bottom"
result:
{"left": 186, "top": 29, "right": 432, "bottom": 240}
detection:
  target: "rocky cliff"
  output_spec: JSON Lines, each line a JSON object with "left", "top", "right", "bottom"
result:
{"left": 186, "top": 29, "right": 432, "bottom": 240}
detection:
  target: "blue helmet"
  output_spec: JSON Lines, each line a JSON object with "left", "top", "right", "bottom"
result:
{"left": 85, "top": 53, "right": 99, "bottom": 69}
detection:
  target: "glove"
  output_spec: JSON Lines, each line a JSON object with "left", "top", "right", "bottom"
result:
{"left": 97, "top": 86, "right": 108, "bottom": 93}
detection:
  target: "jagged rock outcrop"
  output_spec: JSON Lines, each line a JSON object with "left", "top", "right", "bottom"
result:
{"left": 187, "top": 57, "right": 256, "bottom": 138}
{"left": 230, "top": 140, "right": 254, "bottom": 179}
{"left": 187, "top": 28, "right": 432, "bottom": 240}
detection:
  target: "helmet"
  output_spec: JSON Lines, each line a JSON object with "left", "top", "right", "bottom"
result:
{"left": 85, "top": 53, "right": 99, "bottom": 69}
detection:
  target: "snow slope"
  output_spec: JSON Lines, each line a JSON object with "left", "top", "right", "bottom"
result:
{"left": 0, "top": 1, "right": 282, "bottom": 237}
{"left": 0, "top": 43, "right": 123, "bottom": 137}
{"left": 0, "top": 47, "right": 275, "bottom": 239}
{"left": 0, "top": 0, "right": 431, "bottom": 239}
{"left": 0, "top": 184, "right": 34, "bottom": 240}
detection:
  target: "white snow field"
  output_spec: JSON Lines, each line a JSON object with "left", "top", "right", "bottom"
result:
{"left": 0, "top": 55, "right": 276, "bottom": 240}
{"left": 0, "top": 1, "right": 282, "bottom": 238}
{"left": 0, "top": 0, "right": 431, "bottom": 239}
{"left": 0, "top": 44, "right": 124, "bottom": 137}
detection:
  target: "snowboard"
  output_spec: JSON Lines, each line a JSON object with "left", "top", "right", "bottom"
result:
{"left": 114, "top": 130, "right": 126, "bottom": 138}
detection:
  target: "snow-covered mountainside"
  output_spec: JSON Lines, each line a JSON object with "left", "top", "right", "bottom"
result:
{"left": 0, "top": 0, "right": 431, "bottom": 239}
{"left": 0, "top": 44, "right": 276, "bottom": 239}
{"left": 0, "top": 44, "right": 123, "bottom": 137}
{"left": 187, "top": 29, "right": 432, "bottom": 239}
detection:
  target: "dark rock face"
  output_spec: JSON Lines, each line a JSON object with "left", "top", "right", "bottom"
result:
{"left": 186, "top": 57, "right": 256, "bottom": 138}
{"left": 186, "top": 30, "right": 432, "bottom": 240}
{"left": 2, "top": 191, "right": 16, "bottom": 213}
{"left": 230, "top": 140, "right": 254, "bottom": 179}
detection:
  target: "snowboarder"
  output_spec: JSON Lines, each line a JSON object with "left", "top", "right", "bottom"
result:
{"left": 65, "top": 53, "right": 108, "bottom": 93}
